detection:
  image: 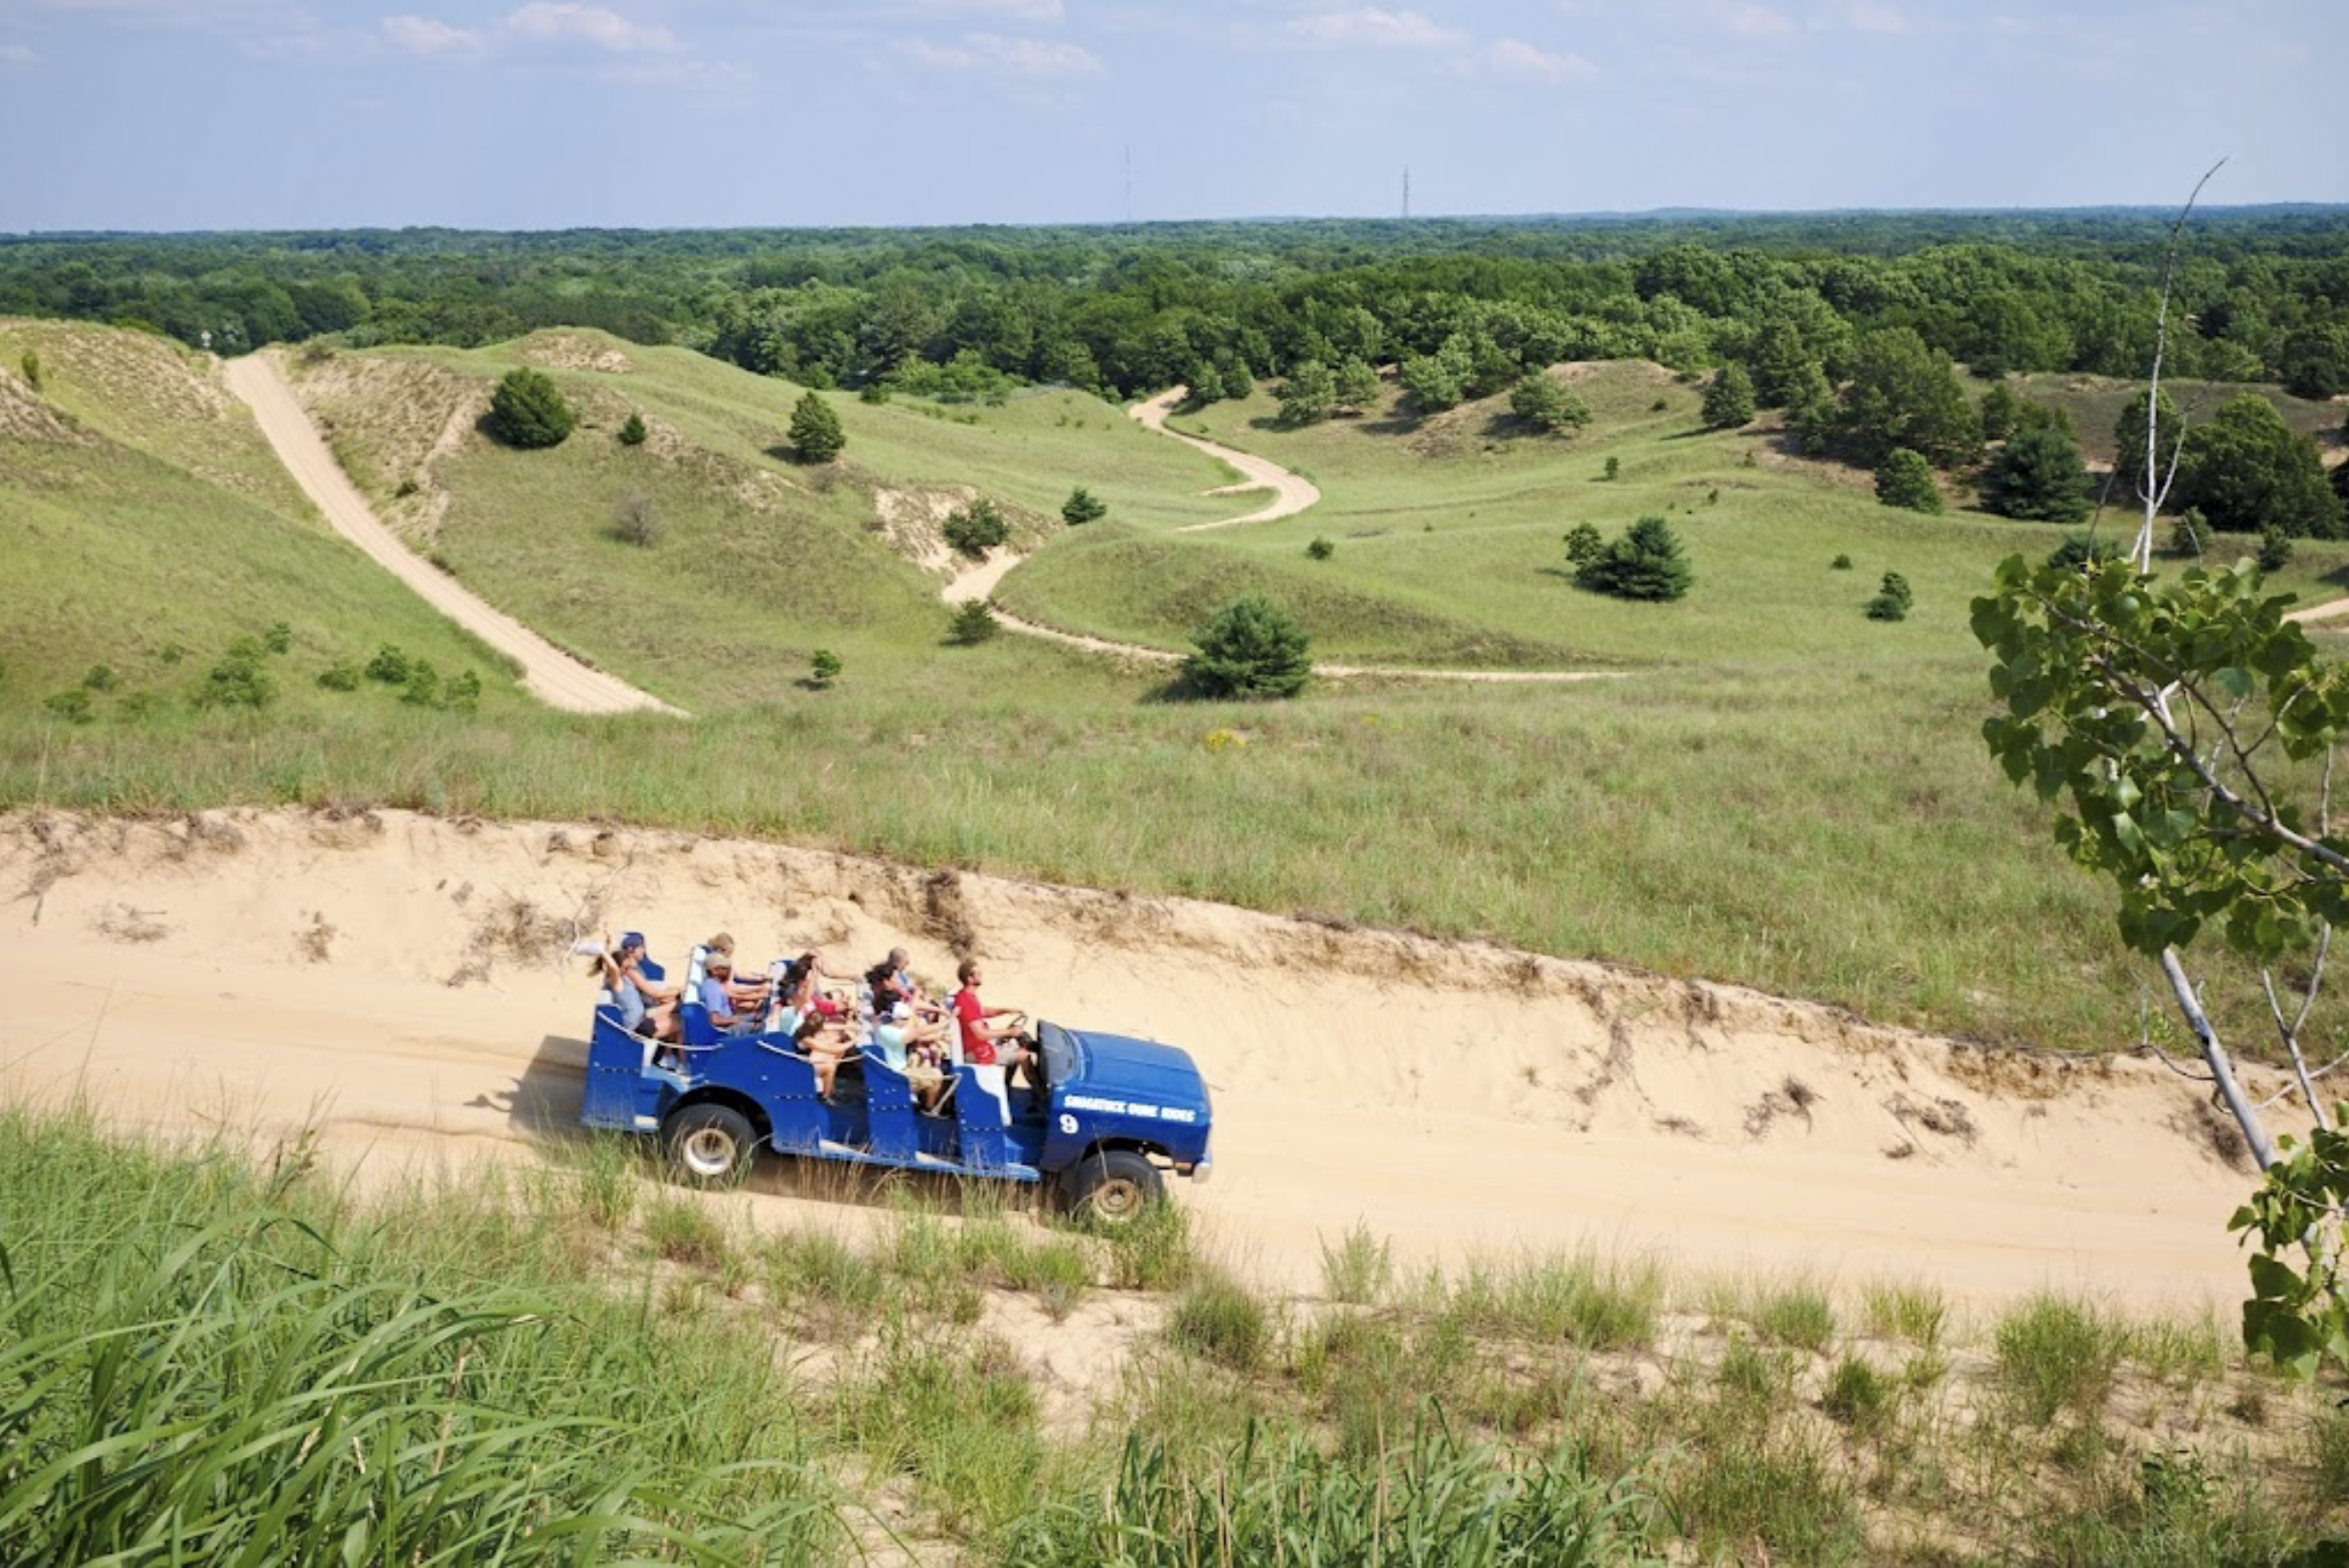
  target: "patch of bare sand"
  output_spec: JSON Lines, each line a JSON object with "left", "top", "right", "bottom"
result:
{"left": 0, "top": 806, "right": 2293, "bottom": 1314}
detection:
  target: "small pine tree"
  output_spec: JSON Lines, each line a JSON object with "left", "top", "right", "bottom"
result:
{"left": 195, "top": 649, "right": 276, "bottom": 710}
{"left": 943, "top": 499, "right": 1011, "bottom": 557}
{"left": 263, "top": 621, "right": 293, "bottom": 655}
{"left": 1700, "top": 365, "right": 1756, "bottom": 430}
{"left": 1307, "top": 537, "right": 1335, "bottom": 560}
{"left": 1865, "top": 571, "right": 1913, "bottom": 621}
{"left": 1981, "top": 427, "right": 2092, "bottom": 523}
{"left": 949, "top": 600, "right": 999, "bottom": 645}
{"left": 1980, "top": 381, "right": 2022, "bottom": 442}
{"left": 487, "top": 369, "right": 575, "bottom": 449}
{"left": 445, "top": 670, "right": 482, "bottom": 712}
{"left": 2259, "top": 526, "right": 2293, "bottom": 572}
{"left": 1576, "top": 516, "right": 1693, "bottom": 602}
{"left": 365, "top": 645, "right": 412, "bottom": 684}
{"left": 1563, "top": 524, "right": 1604, "bottom": 567}
{"left": 1510, "top": 373, "right": 1592, "bottom": 434}
{"left": 1062, "top": 486, "right": 1107, "bottom": 526}
{"left": 1874, "top": 448, "right": 1942, "bottom": 514}
{"left": 1276, "top": 361, "right": 1337, "bottom": 426}
{"left": 1183, "top": 595, "right": 1312, "bottom": 699}
{"left": 81, "top": 663, "right": 117, "bottom": 692}
{"left": 618, "top": 412, "right": 648, "bottom": 446}
{"left": 2047, "top": 534, "right": 2124, "bottom": 573}
{"left": 20, "top": 349, "right": 41, "bottom": 392}
{"left": 1830, "top": 553, "right": 1854, "bottom": 571}
{"left": 809, "top": 648, "right": 843, "bottom": 687}
{"left": 401, "top": 661, "right": 441, "bottom": 707}
{"left": 788, "top": 391, "right": 845, "bottom": 462}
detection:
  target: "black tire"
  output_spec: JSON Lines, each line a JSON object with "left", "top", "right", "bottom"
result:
{"left": 662, "top": 1102, "right": 755, "bottom": 1186}
{"left": 1058, "top": 1149, "right": 1163, "bottom": 1224}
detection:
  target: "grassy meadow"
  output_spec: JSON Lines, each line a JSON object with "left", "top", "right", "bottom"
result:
{"left": 8, "top": 1101, "right": 2344, "bottom": 1566}
{"left": 7, "top": 321, "right": 2349, "bottom": 1053}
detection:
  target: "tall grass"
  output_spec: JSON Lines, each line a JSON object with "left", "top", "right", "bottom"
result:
{"left": 1011, "top": 1421, "right": 1665, "bottom": 1568}
{"left": 0, "top": 1104, "right": 839, "bottom": 1565}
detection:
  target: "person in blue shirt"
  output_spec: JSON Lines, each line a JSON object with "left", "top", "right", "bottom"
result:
{"left": 699, "top": 956, "right": 763, "bottom": 1036}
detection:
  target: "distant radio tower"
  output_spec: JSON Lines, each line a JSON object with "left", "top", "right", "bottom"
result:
{"left": 1124, "top": 146, "right": 1133, "bottom": 224}
{"left": 1401, "top": 165, "right": 1411, "bottom": 220}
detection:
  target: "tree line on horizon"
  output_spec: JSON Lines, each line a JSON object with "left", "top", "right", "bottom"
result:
{"left": 4, "top": 212, "right": 2348, "bottom": 409}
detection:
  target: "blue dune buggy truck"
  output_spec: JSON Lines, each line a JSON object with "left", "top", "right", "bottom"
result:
{"left": 578, "top": 951, "right": 1213, "bottom": 1221}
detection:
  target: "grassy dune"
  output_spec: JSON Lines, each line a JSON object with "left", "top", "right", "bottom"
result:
{"left": 10, "top": 1104, "right": 2342, "bottom": 1566}
{"left": 8, "top": 324, "right": 2348, "bottom": 1052}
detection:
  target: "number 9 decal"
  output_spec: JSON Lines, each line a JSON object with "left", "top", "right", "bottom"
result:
{"left": 1058, "top": 1113, "right": 1079, "bottom": 1135}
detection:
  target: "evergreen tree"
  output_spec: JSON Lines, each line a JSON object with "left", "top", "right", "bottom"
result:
{"left": 1562, "top": 523, "right": 1604, "bottom": 566}
{"left": 1333, "top": 357, "right": 1380, "bottom": 413}
{"left": 809, "top": 649, "right": 843, "bottom": 687}
{"left": 1183, "top": 595, "right": 1312, "bottom": 699}
{"left": 1979, "top": 382, "right": 2022, "bottom": 443}
{"left": 1874, "top": 448, "right": 1942, "bottom": 514}
{"left": 487, "top": 368, "right": 575, "bottom": 449}
{"left": 1576, "top": 516, "right": 1693, "bottom": 602}
{"left": 2168, "top": 507, "right": 2209, "bottom": 557}
{"left": 1510, "top": 373, "right": 1591, "bottom": 434}
{"left": 788, "top": 391, "right": 845, "bottom": 462}
{"left": 1062, "top": 486, "right": 1107, "bottom": 526}
{"left": 1399, "top": 338, "right": 1472, "bottom": 413}
{"left": 1833, "top": 326, "right": 1981, "bottom": 468}
{"left": 1700, "top": 364, "right": 1756, "bottom": 430}
{"left": 1865, "top": 571, "right": 1913, "bottom": 621}
{"left": 1982, "top": 427, "right": 2092, "bottom": 523}
{"left": 1276, "top": 360, "right": 1337, "bottom": 426}
{"left": 617, "top": 412, "right": 648, "bottom": 446}
{"left": 948, "top": 600, "right": 999, "bottom": 644}
{"left": 2180, "top": 393, "right": 2345, "bottom": 538}
{"left": 2113, "top": 387, "right": 2185, "bottom": 504}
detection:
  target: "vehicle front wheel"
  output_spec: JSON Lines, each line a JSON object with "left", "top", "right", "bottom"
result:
{"left": 662, "top": 1102, "right": 756, "bottom": 1186}
{"left": 1058, "top": 1149, "right": 1163, "bottom": 1224}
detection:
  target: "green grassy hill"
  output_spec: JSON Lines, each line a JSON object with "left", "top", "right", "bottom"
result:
{"left": 0, "top": 320, "right": 520, "bottom": 723}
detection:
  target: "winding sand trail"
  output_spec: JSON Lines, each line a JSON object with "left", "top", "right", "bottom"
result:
{"left": 225, "top": 352, "right": 684, "bottom": 718}
{"left": 0, "top": 807, "right": 2290, "bottom": 1312}
{"left": 940, "top": 386, "right": 1620, "bottom": 684}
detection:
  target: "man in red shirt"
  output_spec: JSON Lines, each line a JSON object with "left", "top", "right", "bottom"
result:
{"left": 951, "top": 957, "right": 1028, "bottom": 1126}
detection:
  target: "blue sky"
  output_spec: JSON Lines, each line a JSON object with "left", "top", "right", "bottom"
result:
{"left": 0, "top": 0, "right": 2340, "bottom": 231}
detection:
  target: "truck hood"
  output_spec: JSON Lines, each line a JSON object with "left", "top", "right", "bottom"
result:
{"left": 1065, "top": 1029, "right": 1210, "bottom": 1118}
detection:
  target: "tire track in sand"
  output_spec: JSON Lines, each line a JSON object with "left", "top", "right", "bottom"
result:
{"left": 225, "top": 352, "right": 685, "bottom": 718}
{"left": 942, "top": 386, "right": 1622, "bottom": 685}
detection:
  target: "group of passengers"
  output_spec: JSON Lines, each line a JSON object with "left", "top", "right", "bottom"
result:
{"left": 589, "top": 933, "right": 1034, "bottom": 1124}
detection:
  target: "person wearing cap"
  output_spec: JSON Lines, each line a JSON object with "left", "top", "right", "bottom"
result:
{"left": 593, "top": 932, "right": 682, "bottom": 1048}
{"left": 872, "top": 997, "right": 951, "bottom": 1111}
{"left": 698, "top": 954, "right": 764, "bottom": 1037}
{"left": 702, "top": 932, "right": 774, "bottom": 1019}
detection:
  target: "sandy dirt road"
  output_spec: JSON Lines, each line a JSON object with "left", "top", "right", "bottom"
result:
{"left": 2, "top": 808, "right": 2285, "bottom": 1311}
{"left": 224, "top": 353, "right": 684, "bottom": 718}
{"left": 940, "top": 389, "right": 1620, "bottom": 684}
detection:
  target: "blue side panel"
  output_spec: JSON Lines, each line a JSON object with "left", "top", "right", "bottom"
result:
{"left": 951, "top": 1065, "right": 1011, "bottom": 1171}
{"left": 862, "top": 1057, "right": 919, "bottom": 1162}
{"left": 581, "top": 1009, "right": 681, "bottom": 1131}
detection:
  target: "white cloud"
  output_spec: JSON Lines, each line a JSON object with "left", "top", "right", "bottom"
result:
{"left": 1844, "top": 1, "right": 1911, "bottom": 34}
{"left": 1726, "top": 3, "right": 1794, "bottom": 36}
{"left": 1285, "top": 8, "right": 1469, "bottom": 51}
{"left": 0, "top": 41, "right": 38, "bottom": 65}
{"left": 506, "top": 2, "right": 679, "bottom": 54}
{"left": 1484, "top": 37, "right": 1596, "bottom": 79}
{"left": 902, "top": 31, "right": 1102, "bottom": 75}
{"left": 381, "top": 13, "right": 484, "bottom": 56}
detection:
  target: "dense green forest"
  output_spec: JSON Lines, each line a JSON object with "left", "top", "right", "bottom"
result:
{"left": 6, "top": 211, "right": 2346, "bottom": 392}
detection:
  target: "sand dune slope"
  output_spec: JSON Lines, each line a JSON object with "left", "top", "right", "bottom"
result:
{"left": 0, "top": 808, "right": 2283, "bottom": 1308}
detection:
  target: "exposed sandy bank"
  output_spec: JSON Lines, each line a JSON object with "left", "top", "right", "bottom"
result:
{"left": 0, "top": 807, "right": 2286, "bottom": 1310}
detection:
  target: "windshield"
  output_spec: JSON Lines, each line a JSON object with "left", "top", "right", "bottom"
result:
{"left": 1040, "top": 1021, "right": 1077, "bottom": 1090}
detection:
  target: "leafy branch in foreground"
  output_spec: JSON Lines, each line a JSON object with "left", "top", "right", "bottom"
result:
{"left": 1975, "top": 550, "right": 2349, "bottom": 1371}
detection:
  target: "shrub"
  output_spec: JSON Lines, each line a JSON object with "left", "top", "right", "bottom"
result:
{"left": 1510, "top": 373, "right": 1592, "bottom": 434}
{"left": 80, "top": 663, "right": 117, "bottom": 693}
{"left": 115, "top": 691, "right": 161, "bottom": 722}
{"left": 1821, "top": 1355, "right": 1893, "bottom": 1435}
{"left": 195, "top": 651, "right": 275, "bottom": 710}
{"left": 263, "top": 621, "right": 293, "bottom": 655}
{"left": 1319, "top": 1221, "right": 1393, "bottom": 1306}
{"left": 1061, "top": 485, "right": 1107, "bottom": 526}
{"left": 156, "top": 642, "right": 185, "bottom": 665}
{"left": 858, "top": 381, "right": 890, "bottom": 404}
{"left": 1182, "top": 595, "right": 1311, "bottom": 700}
{"left": 486, "top": 368, "right": 575, "bottom": 450}
{"left": 613, "top": 491, "right": 660, "bottom": 549}
{"left": 1602, "top": 456, "right": 1621, "bottom": 482}
{"left": 1276, "top": 360, "right": 1337, "bottom": 426}
{"left": 316, "top": 661, "right": 362, "bottom": 692}
{"left": 2047, "top": 533, "right": 2124, "bottom": 573}
{"left": 2168, "top": 506, "right": 2208, "bottom": 557}
{"left": 943, "top": 498, "right": 1011, "bottom": 558}
{"left": 1562, "top": 523, "right": 1604, "bottom": 566}
{"left": 19, "top": 348, "right": 41, "bottom": 392}
{"left": 1830, "top": 553, "right": 1853, "bottom": 571}
{"left": 787, "top": 390, "right": 844, "bottom": 462}
{"left": 948, "top": 600, "right": 999, "bottom": 645}
{"left": 2258, "top": 525, "right": 2293, "bottom": 572}
{"left": 1874, "top": 447, "right": 1942, "bottom": 513}
{"left": 1865, "top": 571, "right": 1913, "bottom": 621}
{"left": 1306, "top": 536, "right": 1334, "bottom": 561}
{"left": 1575, "top": 516, "right": 1693, "bottom": 602}
{"left": 444, "top": 670, "right": 482, "bottom": 712}
{"left": 809, "top": 649, "right": 842, "bottom": 687}
{"left": 364, "top": 645, "right": 411, "bottom": 684}
{"left": 400, "top": 661, "right": 441, "bottom": 707}
{"left": 43, "top": 688, "right": 95, "bottom": 724}
{"left": 617, "top": 411, "right": 647, "bottom": 446}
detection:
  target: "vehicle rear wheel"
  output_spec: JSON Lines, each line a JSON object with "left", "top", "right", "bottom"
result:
{"left": 663, "top": 1102, "right": 755, "bottom": 1185}
{"left": 1058, "top": 1149, "right": 1163, "bottom": 1224}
